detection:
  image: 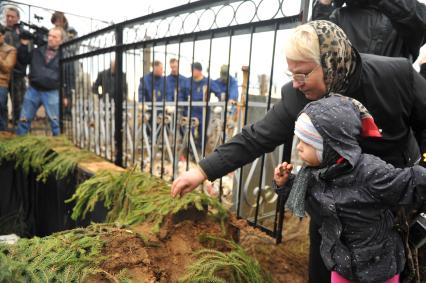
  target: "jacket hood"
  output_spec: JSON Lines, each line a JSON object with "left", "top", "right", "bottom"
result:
{"left": 301, "top": 96, "right": 362, "bottom": 167}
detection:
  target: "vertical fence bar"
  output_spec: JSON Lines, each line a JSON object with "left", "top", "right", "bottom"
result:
{"left": 140, "top": 46, "right": 146, "bottom": 171}
{"left": 114, "top": 25, "right": 124, "bottom": 167}
{"left": 102, "top": 53, "right": 108, "bottom": 160}
{"left": 236, "top": 27, "right": 255, "bottom": 219}
{"left": 160, "top": 44, "right": 168, "bottom": 179}
{"left": 87, "top": 56, "right": 93, "bottom": 151}
{"left": 95, "top": 55, "right": 100, "bottom": 156}
{"left": 123, "top": 50, "right": 129, "bottom": 167}
{"left": 59, "top": 53, "right": 64, "bottom": 134}
{"left": 81, "top": 58, "right": 87, "bottom": 148}
{"left": 150, "top": 45, "right": 155, "bottom": 175}
{"left": 109, "top": 52, "right": 114, "bottom": 161}
{"left": 171, "top": 40, "right": 182, "bottom": 181}
{"left": 202, "top": 34, "right": 213, "bottom": 159}
{"left": 218, "top": 30, "right": 234, "bottom": 202}
{"left": 253, "top": 26, "right": 278, "bottom": 228}
{"left": 186, "top": 39, "right": 196, "bottom": 171}
{"left": 132, "top": 48, "right": 137, "bottom": 165}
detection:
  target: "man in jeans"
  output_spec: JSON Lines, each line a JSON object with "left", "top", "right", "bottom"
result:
{"left": 17, "top": 27, "right": 64, "bottom": 136}
{"left": 0, "top": 25, "right": 16, "bottom": 131}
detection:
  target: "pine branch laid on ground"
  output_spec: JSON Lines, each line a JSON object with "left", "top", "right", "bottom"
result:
{"left": 0, "top": 135, "right": 102, "bottom": 183}
{"left": 179, "top": 236, "right": 276, "bottom": 283}
{"left": 0, "top": 224, "right": 128, "bottom": 282}
{"left": 67, "top": 168, "right": 228, "bottom": 233}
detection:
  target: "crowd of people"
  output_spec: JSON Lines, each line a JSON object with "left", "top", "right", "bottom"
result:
{"left": 0, "top": 6, "right": 76, "bottom": 136}
{"left": 90, "top": 57, "right": 239, "bottom": 154}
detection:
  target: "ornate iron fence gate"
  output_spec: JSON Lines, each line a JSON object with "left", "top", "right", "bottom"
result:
{"left": 60, "top": 0, "right": 310, "bottom": 243}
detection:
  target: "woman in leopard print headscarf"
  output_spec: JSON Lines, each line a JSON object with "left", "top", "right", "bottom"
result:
{"left": 307, "top": 20, "right": 358, "bottom": 94}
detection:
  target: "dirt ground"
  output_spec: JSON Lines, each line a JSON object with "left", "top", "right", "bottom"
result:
{"left": 88, "top": 211, "right": 309, "bottom": 283}
{"left": 236, "top": 214, "right": 310, "bottom": 283}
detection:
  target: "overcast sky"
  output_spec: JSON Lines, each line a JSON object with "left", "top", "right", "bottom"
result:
{"left": 3, "top": 1, "right": 425, "bottom": 76}
{"left": 14, "top": 0, "right": 191, "bottom": 24}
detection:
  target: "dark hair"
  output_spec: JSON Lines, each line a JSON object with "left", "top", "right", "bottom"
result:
{"left": 169, "top": 58, "right": 178, "bottom": 64}
{"left": 153, "top": 60, "right": 163, "bottom": 67}
{"left": 191, "top": 62, "right": 202, "bottom": 71}
{"left": 51, "top": 11, "right": 69, "bottom": 30}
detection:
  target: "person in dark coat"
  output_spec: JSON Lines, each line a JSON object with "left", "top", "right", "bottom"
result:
{"left": 92, "top": 60, "right": 127, "bottom": 102}
{"left": 171, "top": 20, "right": 426, "bottom": 282}
{"left": 273, "top": 95, "right": 426, "bottom": 283}
{"left": 4, "top": 6, "right": 31, "bottom": 126}
{"left": 16, "top": 27, "right": 65, "bottom": 136}
{"left": 312, "top": 0, "right": 426, "bottom": 61}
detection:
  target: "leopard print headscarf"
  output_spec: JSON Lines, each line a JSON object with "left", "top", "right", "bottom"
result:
{"left": 308, "top": 20, "right": 358, "bottom": 94}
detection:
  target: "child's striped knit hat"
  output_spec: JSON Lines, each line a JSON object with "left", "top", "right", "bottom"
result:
{"left": 294, "top": 113, "right": 323, "bottom": 162}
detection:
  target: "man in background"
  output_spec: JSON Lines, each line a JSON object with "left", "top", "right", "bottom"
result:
{"left": 3, "top": 6, "right": 31, "bottom": 126}
{"left": 16, "top": 27, "right": 64, "bottom": 136}
{"left": 166, "top": 58, "right": 188, "bottom": 103}
{"left": 0, "top": 25, "right": 16, "bottom": 131}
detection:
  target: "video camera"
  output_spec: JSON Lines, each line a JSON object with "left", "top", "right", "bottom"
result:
{"left": 18, "top": 20, "right": 48, "bottom": 47}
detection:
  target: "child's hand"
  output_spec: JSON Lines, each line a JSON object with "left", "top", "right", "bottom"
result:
{"left": 274, "top": 162, "right": 293, "bottom": 187}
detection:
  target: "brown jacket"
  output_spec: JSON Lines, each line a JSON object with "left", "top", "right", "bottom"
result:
{"left": 0, "top": 42, "right": 16, "bottom": 87}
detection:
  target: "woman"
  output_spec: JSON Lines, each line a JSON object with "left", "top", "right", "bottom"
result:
{"left": 171, "top": 20, "right": 426, "bottom": 282}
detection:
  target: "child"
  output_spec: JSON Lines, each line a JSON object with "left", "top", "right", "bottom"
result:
{"left": 274, "top": 96, "right": 426, "bottom": 283}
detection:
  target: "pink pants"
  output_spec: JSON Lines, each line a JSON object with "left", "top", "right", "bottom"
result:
{"left": 331, "top": 272, "right": 399, "bottom": 283}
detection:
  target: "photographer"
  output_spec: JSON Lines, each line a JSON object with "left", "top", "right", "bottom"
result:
{"left": 16, "top": 27, "right": 64, "bottom": 136}
{"left": 312, "top": 0, "right": 426, "bottom": 61}
{"left": 3, "top": 6, "right": 31, "bottom": 127}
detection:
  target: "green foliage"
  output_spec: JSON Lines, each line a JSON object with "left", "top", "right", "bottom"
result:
{"left": 179, "top": 236, "right": 275, "bottom": 283}
{"left": 68, "top": 168, "right": 228, "bottom": 233}
{"left": 0, "top": 135, "right": 55, "bottom": 174}
{"left": 0, "top": 224, "right": 127, "bottom": 283}
{"left": 0, "top": 135, "right": 101, "bottom": 183}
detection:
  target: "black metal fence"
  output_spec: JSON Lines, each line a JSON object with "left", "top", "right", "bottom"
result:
{"left": 60, "top": 0, "right": 310, "bottom": 243}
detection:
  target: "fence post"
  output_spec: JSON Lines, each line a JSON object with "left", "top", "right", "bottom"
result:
{"left": 114, "top": 24, "right": 124, "bottom": 166}
{"left": 59, "top": 50, "right": 64, "bottom": 134}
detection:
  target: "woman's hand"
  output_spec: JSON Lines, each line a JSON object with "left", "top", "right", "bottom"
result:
{"left": 171, "top": 167, "right": 207, "bottom": 198}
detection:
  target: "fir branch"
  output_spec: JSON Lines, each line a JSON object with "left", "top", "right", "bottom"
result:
{"left": 68, "top": 168, "right": 228, "bottom": 234}
{"left": 179, "top": 236, "right": 275, "bottom": 283}
{"left": 0, "top": 224, "right": 131, "bottom": 282}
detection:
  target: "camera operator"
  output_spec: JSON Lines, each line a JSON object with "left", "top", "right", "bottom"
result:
{"left": 3, "top": 6, "right": 31, "bottom": 127}
{"left": 16, "top": 27, "right": 65, "bottom": 136}
{"left": 312, "top": 0, "right": 426, "bottom": 61}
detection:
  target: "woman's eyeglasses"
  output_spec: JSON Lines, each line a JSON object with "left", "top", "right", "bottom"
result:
{"left": 286, "top": 65, "right": 320, "bottom": 84}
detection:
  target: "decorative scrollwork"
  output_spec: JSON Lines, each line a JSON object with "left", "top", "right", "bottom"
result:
{"left": 62, "top": 0, "right": 302, "bottom": 59}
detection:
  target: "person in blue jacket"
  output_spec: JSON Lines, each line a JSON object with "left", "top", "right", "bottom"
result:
{"left": 211, "top": 64, "right": 238, "bottom": 102}
{"left": 166, "top": 58, "right": 188, "bottom": 103}
{"left": 179, "top": 62, "right": 216, "bottom": 150}
{"left": 138, "top": 60, "right": 165, "bottom": 103}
